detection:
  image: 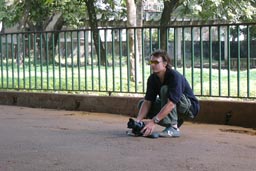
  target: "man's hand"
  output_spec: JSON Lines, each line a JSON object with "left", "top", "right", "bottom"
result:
{"left": 141, "top": 120, "right": 156, "bottom": 136}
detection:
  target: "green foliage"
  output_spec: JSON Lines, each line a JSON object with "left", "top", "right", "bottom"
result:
{"left": 0, "top": 0, "right": 24, "bottom": 27}
{"left": 61, "top": 1, "right": 87, "bottom": 28}
{"left": 95, "top": 0, "right": 126, "bottom": 20}
{"left": 0, "top": 0, "right": 127, "bottom": 31}
{"left": 178, "top": 0, "right": 256, "bottom": 22}
{"left": 2, "top": 0, "right": 255, "bottom": 32}
{"left": 0, "top": 0, "right": 5, "bottom": 20}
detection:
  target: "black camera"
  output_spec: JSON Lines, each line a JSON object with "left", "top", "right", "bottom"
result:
{"left": 127, "top": 118, "right": 145, "bottom": 136}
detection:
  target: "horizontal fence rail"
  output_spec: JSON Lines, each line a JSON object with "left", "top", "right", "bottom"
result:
{"left": 0, "top": 23, "right": 256, "bottom": 99}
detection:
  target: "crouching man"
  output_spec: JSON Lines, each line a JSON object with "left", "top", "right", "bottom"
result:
{"left": 136, "top": 49, "right": 200, "bottom": 137}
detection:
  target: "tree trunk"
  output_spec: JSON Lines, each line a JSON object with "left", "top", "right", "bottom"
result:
{"left": 48, "top": 14, "right": 65, "bottom": 63}
{"left": 85, "top": 0, "right": 107, "bottom": 66}
{"left": 126, "top": 0, "right": 138, "bottom": 82}
{"left": 136, "top": 0, "right": 143, "bottom": 62}
{"left": 160, "top": 0, "right": 180, "bottom": 51}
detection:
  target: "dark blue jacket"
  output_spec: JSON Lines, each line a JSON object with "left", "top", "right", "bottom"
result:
{"left": 145, "top": 68, "right": 200, "bottom": 117}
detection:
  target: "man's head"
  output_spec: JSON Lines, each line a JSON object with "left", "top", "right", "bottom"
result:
{"left": 149, "top": 50, "right": 172, "bottom": 73}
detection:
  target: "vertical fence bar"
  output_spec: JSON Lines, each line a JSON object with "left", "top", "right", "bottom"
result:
{"left": 104, "top": 29, "right": 108, "bottom": 92}
{"left": 11, "top": 34, "right": 14, "bottom": 88}
{"left": 45, "top": 33, "right": 49, "bottom": 90}
{"left": 200, "top": 27, "right": 203, "bottom": 95}
{"left": 157, "top": 27, "right": 160, "bottom": 49}
{"left": 134, "top": 28, "right": 138, "bottom": 93}
{"left": 247, "top": 25, "right": 250, "bottom": 98}
{"left": 17, "top": 33, "right": 21, "bottom": 89}
{"left": 40, "top": 33, "right": 44, "bottom": 90}
{"left": 149, "top": 28, "right": 153, "bottom": 55}
{"left": 52, "top": 32, "right": 56, "bottom": 91}
{"left": 71, "top": 31, "right": 74, "bottom": 90}
{"left": 22, "top": 33, "right": 26, "bottom": 89}
{"left": 33, "top": 33, "right": 37, "bottom": 89}
{"left": 237, "top": 26, "right": 241, "bottom": 97}
{"left": 173, "top": 27, "right": 177, "bottom": 69}
{"left": 68, "top": 32, "right": 72, "bottom": 90}
{"left": 97, "top": 29, "right": 101, "bottom": 92}
{"left": 28, "top": 34, "right": 32, "bottom": 89}
{"left": 126, "top": 29, "right": 130, "bottom": 92}
{"left": 5, "top": 34, "right": 8, "bottom": 88}
{"left": 64, "top": 32, "right": 68, "bottom": 90}
{"left": 166, "top": 27, "right": 169, "bottom": 50}
{"left": 57, "top": 32, "right": 62, "bottom": 90}
{"left": 149, "top": 28, "right": 153, "bottom": 74}
{"left": 77, "top": 31, "right": 81, "bottom": 91}
{"left": 227, "top": 26, "right": 231, "bottom": 97}
{"left": 182, "top": 27, "right": 186, "bottom": 76}
{"left": 19, "top": 33, "right": 23, "bottom": 88}
{"left": 209, "top": 26, "right": 213, "bottom": 96}
{"left": 84, "top": 30, "right": 88, "bottom": 91}
{"left": 72, "top": 31, "right": 76, "bottom": 90}
{"left": 218, "top": 26, "right": 222, "bottom": 96}
{"left": 90, "top": 31, "right": 94, "bottom": 91}
{"left": 119, "top": 28, "right": 123, "bottom": 92}
{"left": 111, "top": 29, "right": 115, "bottom": 92}
{"left": 191, "top": 27, "right": 194, "bottom": 91}
{"left": 141, "top": 27, "right": 145, "bottom": 93}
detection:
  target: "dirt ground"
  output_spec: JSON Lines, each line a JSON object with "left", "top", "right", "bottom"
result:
{"left": 0, "top": 105, "right": 255, "bottom": 171}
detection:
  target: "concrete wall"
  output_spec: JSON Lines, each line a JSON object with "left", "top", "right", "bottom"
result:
{"left": 0, "top": 91, "right": 255, "bottom": 128}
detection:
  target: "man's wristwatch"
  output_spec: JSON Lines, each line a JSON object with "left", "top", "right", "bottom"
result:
{"left": 153, "top": 116, "right": 160, "bottom": 124}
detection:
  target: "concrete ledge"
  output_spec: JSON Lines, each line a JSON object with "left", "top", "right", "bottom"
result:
{"left": 0, "top": 91, "right": 255, "bottom": 128}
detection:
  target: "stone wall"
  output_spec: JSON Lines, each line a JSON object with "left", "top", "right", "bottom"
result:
{"left": 0, "top": 91, "right": 255, "bottom": 128}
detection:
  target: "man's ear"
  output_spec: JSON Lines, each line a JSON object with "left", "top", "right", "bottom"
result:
{"left": 164, "top": 61, "right": 168, "bottom": 67}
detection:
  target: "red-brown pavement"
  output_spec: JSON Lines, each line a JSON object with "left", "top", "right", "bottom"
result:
{"left": 0, "top": 105, "right": 255, "bottom": 171}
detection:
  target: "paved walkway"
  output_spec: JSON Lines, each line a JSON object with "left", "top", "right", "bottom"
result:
{"left": 0, "top": 105, "right": 255, "bottom": 171}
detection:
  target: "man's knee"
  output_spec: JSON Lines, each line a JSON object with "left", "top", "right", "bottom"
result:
{"left": 177, "top": 94, "right": 191, "bottom": 115}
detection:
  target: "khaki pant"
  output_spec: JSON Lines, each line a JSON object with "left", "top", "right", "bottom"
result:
{"left": 138, "top": 85, "right": 194, "bottom": 127}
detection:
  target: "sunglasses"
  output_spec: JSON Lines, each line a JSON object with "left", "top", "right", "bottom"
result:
{"left": 148, "top": 60, "right": 163, "bottom": 65}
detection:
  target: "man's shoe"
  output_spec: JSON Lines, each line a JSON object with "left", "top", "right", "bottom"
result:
{"left": 159, "top": 127, "right": 180, "bottom": 137}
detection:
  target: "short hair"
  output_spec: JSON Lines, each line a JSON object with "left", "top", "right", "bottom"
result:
{"left": 151, "top": 49, "right": 172, "bottom": 69}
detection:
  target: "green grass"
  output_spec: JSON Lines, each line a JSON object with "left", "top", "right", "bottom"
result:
{"left": 177, "top": 67, "right": 256, "bottom": 98}
{"left": 0, "top": 62, "right": 255, "bottom": 99}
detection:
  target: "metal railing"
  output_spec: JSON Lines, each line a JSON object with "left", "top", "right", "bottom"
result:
{"left": 0, "top": 22, "right": 256, "bottom": 99}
